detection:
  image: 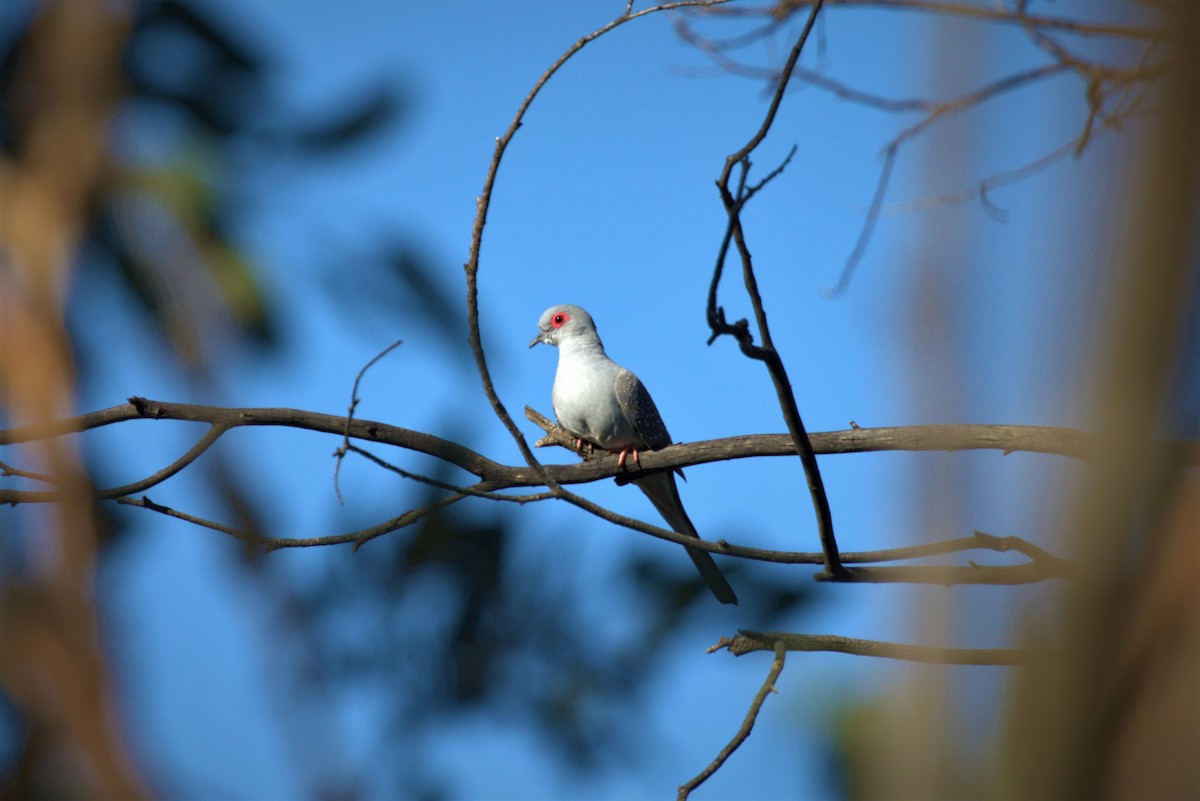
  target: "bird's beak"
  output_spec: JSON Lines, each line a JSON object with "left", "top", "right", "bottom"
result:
{"left": 529, "top": 331, "right": 545, "bottom": 348}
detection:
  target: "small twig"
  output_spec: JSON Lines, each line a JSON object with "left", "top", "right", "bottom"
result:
{"left": 115, "top": 491, "right": 467, "bottom": 551}
{"left": 722, "top": 630, "right": 1043, "bottom": 665}
{"left": 0, "top": 459, "right": 58, "bottom": 484}
{"left": 115, "top": 494, "right": 256, "bottom": 541}
{"left": 678, "top": 640, "right": 786, "bottom": 800}
{"left": 812, "top": 562, "right": 1070, "bottom": 584}
{"left": 3, "top": 422, "right": 231, "bottom": 503}
{"left": 824, "top": 141, "right": 897, "bottom": 297}
{"left": 347, "top": 443, "right": 555, "bottom": 504}
{"left": 334, "top": 338, "right": 403, "bottom": 504}
{"left": 760, "top": 0, "right": 1166, "bottom": 41}
{"left": 879, "top": 137, "right": 1080, "bottom": 215}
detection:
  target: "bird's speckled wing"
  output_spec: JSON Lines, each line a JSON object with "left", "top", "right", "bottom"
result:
{"left": 614, "top": 368, "right": 672, "bottom": 450}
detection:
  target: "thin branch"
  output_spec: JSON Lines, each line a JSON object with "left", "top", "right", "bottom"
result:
{"left": 679, "top": 4, "right": 1166, "bottom": 293}
{"left": 674, "top": 14, "right": 935, "bottom": 112}
{"left": 722, "top": 630, "right": 1044, "bottom": 665}
{"left": 678, "top": 640, "right": 786, "bottom": 800}
{"left": 825, "top": 141, "right": 897, "bottom": 297}
{"left": 346, "top": 443, "right": 556, "bottom": 504}
{"left": 812, "top": 561, "right": 1071, "bottom": 584}
{"left": 114, "top": 494, "right": 254, "bottom": 541}
{"left": 710, "top": 0, "right": 848, "bottom": 578}
{"left": 114, "top": 491, "right": 467, "bottom": 551}
{"left": 2, "top": 422, "right": 231, "bottom": 502}
{"left": 334, "top": 338, "right": 403, "bottom": 504}
{"left": 725, "top": 0, "right": 1167, "bottom": 41}
{"left": 0, "top": 459, "right": 58, "bottom": 484}
{"left": 881, "top": 135, "right": 1082, "bottom": 215}
{"left": 109, "top": 481, "right": 1073, "bottom": 584}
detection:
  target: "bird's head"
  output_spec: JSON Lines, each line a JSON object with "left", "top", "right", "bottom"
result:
{"left": 529, "top": 304, "right": 598, "bottom": 348}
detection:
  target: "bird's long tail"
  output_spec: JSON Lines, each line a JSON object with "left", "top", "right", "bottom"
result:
{"left": 633, "top": 471, "right": 738, "bottom": 605}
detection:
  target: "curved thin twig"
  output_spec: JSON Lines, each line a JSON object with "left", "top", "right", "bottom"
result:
{"left": 678, "top": 640, "right": 786, "bottom": 800}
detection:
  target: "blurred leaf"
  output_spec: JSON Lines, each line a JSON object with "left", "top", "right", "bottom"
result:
{"left": 125, "top": 0, "right": 267, "bottom": 139}
{"left": 323, "top": 240, "right": 468, "bottom": 363}
{"left": 202, "top": 239, "right": 274, "bottom": 342}
{"left": 96, "top": 159, "right": 276, "bottom": 351}
{"left": 282, "top": 86, "right": 405, "bottom": 154}
{"left": 142, "top": 0, "right": 263, "bottom": 75}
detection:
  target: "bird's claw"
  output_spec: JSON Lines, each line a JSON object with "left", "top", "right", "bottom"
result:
{"left": 615, "top": 447, "right": 641, "bottom": 470}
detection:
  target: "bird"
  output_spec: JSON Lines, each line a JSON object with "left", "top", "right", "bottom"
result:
{"left": 529, "top": 304, "right": 738, "bottom": 605}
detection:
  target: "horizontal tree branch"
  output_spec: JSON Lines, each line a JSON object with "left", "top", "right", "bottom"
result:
{"left": 4, "top": 397, "right": 1195, "bottom": 502}
{"left": 0, "top": 398, "right": 1094, "bottom": 582}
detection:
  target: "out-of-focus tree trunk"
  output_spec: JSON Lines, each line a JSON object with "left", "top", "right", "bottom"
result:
{"left": 1004, "top": 4, "right": 1200, "bottom": 800}
{"left": 0, "top": 1, "right": 148, "bottom": 798}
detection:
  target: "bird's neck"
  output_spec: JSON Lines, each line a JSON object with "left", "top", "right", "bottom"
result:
{"left": 558, "top": 332, "right": 608, "bottom": 362}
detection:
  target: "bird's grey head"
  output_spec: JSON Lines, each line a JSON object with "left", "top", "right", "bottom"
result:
{"left": 529, "top": 304, "right": 599, "bottom": 348}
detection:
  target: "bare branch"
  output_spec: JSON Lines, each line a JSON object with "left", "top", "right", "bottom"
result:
{"left": 721, "top": 630, "right": 1043, "bottom": 665}
{"left": 7, "top": 399, "right": 1191, "bottom": 585}
{"left": 679, "top": 1, "right": 1167, "bottom": 292}
{"left": 678, "top": 640, "right": 786, "bottom": 800}
{"left": 813, "top": 561, "right": 1072, "bottom": 584}
{"left": 709, "top": 0, "right": 850, "bottom": 580}
{"left": 2, "top": 422, "right": 231, "bottom": 502}
{"left": 6, "top": 397, "right": 1188, "bottom": 506}
{"left": 718, "top": 1, "right": 1166, "bottom": 41}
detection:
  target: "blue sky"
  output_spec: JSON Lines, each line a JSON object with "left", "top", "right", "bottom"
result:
{"left": 40, "top": 1, "right": 1152, "bottom": 798}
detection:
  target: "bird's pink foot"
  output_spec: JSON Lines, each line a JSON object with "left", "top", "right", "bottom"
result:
{"left": 614, "top": 447, "right": 641, "bottom": 470}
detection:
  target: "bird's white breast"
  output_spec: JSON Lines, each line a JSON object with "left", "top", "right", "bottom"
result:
{"left": 551, "top": 344, "right": 638, "bottom": 450}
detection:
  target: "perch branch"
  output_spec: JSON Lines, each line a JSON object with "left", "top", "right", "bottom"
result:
{"left": 7, "top": 398, "right": 1191, "bottom": 584}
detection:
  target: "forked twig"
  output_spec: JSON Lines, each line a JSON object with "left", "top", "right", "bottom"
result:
{"left": 709, "top": 0, "right": 848, "bottom": 578}
{"left": 333, "top": 338, "right": 403, "bottom": 504}
{"left": 678, "top": 640, "right": 787, "bottom": 799}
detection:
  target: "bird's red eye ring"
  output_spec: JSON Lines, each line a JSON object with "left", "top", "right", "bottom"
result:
{"left": 551, "top": 312, "right": 569, "bottom": 328}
